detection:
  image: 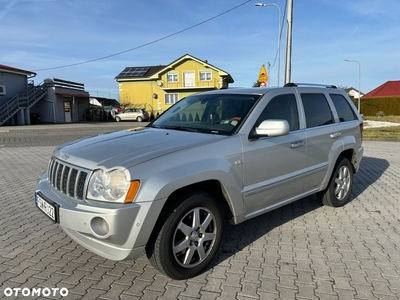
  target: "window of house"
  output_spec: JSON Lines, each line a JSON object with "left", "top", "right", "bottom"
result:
{"left": 165, "top": 93, "right": 179, "bottom": 105}
{"left": 301, "top": 93, "right": 334, "bottom": 128}
{"left": 167, "top": 72, "right": 178, "bottom": 82}
{"left": 199, "top": 71, "right": 212, "bottom": 81}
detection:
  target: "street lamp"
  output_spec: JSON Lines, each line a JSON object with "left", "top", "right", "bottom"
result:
{"left": 255, "top": 3, "right": 281, "bottom": 87}
{"left": 345, "top": 59, "right": 361, "bottom": 113}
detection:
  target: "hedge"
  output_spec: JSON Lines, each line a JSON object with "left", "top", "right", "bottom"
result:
{"left": 350, "top": 96, "right": 400, "bottom": 116}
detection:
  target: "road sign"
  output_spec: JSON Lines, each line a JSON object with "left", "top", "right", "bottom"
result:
{"left": 259, "top": 81, "right": 267, "bottom": 87}
{"left": 258, "top": 65, "right": 268, "bottom": 83}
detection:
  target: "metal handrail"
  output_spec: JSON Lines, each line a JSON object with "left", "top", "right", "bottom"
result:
{"left": 0, "top": 81, "right": 48, "bottom": 125}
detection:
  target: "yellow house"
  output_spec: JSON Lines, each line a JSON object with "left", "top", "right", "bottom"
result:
{"left": 115, "top": 54, "right": 234, "bottom": 114}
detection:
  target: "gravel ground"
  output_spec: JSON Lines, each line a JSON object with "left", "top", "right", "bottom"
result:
{"left": 363, "top": 120, "right": 400, "bottom": 128}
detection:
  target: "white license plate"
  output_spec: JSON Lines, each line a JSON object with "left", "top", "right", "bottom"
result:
{"left": 36, "top": 194, "right": 57, "bottom": 222}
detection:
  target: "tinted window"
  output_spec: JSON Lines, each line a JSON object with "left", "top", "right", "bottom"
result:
{"left": 301, "top": 93, "right": 333, "bottom": 128}
{"left": 255, "top": 94, "right": 299, "bottom": 131}
{"left": 330, "top": 94, "right": 357, "bottom": 122}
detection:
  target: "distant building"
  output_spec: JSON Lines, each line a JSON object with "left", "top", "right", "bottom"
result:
{"left": 363, "top": 80, "right": 400, "bottom": 98}
{"left": 31, "top": 78, "right": 90, "bottom": 123}
{"left": 115, "top": 54, "right": 234, "bottom": 114}
{"left": 344, "top": 87, "right": 364, "bottom": 99}
{"left": 0, "top": 63, "right": 93, "bottom": 125}
{"left": 0, "top": 64, "right": 40, "bottom": 126}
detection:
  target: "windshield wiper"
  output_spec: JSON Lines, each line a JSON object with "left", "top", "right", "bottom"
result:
{"left": 161, "top": 126, "right": 198, "bottom": 132}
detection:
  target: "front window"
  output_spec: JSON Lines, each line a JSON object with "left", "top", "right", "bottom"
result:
{"left": 167, "top": 72, "right": 178, "bottom": 82}
{"left": 165, "top": 93, "right": 179, "bottom": 105}
{"left": 255, "top": 94, "right": 299, "bottom": 131}
{"left": 199, "top": 71, "right": 212, "bottom": 81}
{"left": 151, "top": 93, "right": 261, "bottom": 136}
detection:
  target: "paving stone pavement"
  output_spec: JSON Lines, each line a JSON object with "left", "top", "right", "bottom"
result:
{"left": 0, "top": 123, "right": 400, "bottom": 299}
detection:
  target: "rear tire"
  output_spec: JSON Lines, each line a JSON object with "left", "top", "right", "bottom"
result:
{"left": 146, "top": 191, "right": 223, "bottom": 280}
{"left": 115, "top": 116, "right": 121, "bottom": 122}
{"left": 318, "top": 157, "right": 353, "bottom": 207}
{"left": 136, "top": 116, "right": 143, "bottom": 122}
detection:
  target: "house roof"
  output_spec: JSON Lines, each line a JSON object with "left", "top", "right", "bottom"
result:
{"left": 115, "top": 54, "right": 234, "bottom": 83}
{"left": 345, "top": 87, "right": 362, "bottom": 93}
{"left": 363, "top": 80, "right": 400, "bottom": 98}
{"left": 90, "top": 97, "right": 120, "bottom": 107}
{"left": 115, "top": 65, "right": 166, "bottom": 79}
{"left": 0, "top": 64, "right": 36, "bottom": 77}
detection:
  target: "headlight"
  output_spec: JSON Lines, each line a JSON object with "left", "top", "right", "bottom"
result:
{"left": 87, "top": 169, "right": 138, "bottom": 202}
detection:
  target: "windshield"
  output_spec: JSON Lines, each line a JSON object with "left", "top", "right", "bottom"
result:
{"left": 150, "top": 93, "right": 261, "bottom": 135}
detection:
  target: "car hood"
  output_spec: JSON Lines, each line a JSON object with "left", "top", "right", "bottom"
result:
{"left": 54, "top": 127, "right": 225, "bottom": 170}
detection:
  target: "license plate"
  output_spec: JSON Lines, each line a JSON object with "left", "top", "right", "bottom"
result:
{"left": 35, "top": 193, "right": 59, "bottom": 223}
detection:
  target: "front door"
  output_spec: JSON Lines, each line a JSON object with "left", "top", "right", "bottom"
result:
{"left": 64, "top": 101, "right": 72, "bottom": 123}
{"left": 242, "top": 93, "right": 307, "bottom": 215}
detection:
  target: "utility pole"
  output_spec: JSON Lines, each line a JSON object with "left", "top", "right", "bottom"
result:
{"left": 285, "top": 0, "right": 293, "bottom": 85}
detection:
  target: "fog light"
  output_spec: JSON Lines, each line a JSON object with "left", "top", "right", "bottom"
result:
{"left": 90, "top": 217, "right": 109, "bottom": 237}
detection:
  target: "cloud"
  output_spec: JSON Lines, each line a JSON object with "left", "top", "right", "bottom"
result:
{"left": 0, "top": 0, "right": 16, "bottom": 20}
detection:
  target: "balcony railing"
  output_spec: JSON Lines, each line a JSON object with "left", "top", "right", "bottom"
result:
{"left": 160, "top": 79, "right": 218, "bottom": 89}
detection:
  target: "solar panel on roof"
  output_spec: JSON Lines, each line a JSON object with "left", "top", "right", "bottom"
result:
{"left": 119, "top": 67, "right": 150, "bottom": 77}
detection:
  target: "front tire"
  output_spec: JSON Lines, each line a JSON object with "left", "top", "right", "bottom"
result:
{"left": 318, "top": 157, "right": 353, "bottom": 207}
{"left": 146, "top": 191, "right": 223, "bottom": 280}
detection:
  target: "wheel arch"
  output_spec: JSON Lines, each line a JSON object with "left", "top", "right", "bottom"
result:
{"left": 162, "top": 180, "right": 234, "bottom": 223}
{"left": 339, "top": 148, "right": 357, "bottom": 173}
{"left": 146, "top": 180, "right": 233, "bottom": 248}
{"left": 320, "top": 148, "right": 356, "bottom": 191}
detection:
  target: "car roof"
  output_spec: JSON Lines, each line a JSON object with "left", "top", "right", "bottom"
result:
{"left": 196, "top": 83, "right": 342, "bottom": 96}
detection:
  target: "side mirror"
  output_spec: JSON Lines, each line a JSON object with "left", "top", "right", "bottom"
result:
{"left": 251, "top": 119, "right": 290, "bottom": 139}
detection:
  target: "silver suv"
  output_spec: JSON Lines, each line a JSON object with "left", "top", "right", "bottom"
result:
{"left": 35, "top": 83, "right": 363, "bottom": 279}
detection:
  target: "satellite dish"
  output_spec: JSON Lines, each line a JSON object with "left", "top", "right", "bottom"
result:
{"left": 157, "top": 81, "right": 163, "bottom": 87}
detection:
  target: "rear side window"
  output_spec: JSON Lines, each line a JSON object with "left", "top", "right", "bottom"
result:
{"left": 301, "top": 93, "right": 334, "bottom": 128}
{"left": 330, "top": 94, "right": 358, "bottom": 122}
{"left": 255, "top": 94, "right": 299, "bottom": 131}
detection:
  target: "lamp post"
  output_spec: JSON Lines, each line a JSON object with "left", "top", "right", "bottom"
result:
{"left": 345, "top": 59, "right": 361, "bottom": 112}
{"left": 255, "top": 3, "right": 281, "bottom": 87}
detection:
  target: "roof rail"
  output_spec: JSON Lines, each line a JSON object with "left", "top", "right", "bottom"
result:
{"left": 284, "top": 83, "right": 337, "bottom": 89}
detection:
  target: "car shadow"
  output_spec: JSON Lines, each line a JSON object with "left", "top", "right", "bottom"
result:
{"left": 210, "top": 156, "right": 389, "bottom": 270}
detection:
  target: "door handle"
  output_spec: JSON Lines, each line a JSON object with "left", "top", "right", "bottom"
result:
{"left": 330, "top": 132, "right": 341, "bottom": 139}
{"left": 291, "top": 140, "right": 305, "bottom": 149}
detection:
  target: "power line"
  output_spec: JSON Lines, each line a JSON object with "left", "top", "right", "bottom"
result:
{"left": 270, "top": 0, "right": 287, "bottom": 68}
{"left": 33, "top": 0, "right": 252, "bottom": 71}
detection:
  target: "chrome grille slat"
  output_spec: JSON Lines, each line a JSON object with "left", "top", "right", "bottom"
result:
{"left": 48, "top": 157, "right": 90, "bottom": 201}
{"left": 56, "top": 163, "right": 62, "bottom": 190}
{"left": 51, "top": 161, "right": 57, "bottom": 185}
{"left": 69, "top": 169, "right": 78, "bottom": 197}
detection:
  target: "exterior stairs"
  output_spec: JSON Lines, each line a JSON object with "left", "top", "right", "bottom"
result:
{"left": 0, "top": 82, "right": 48, "bottom": 126}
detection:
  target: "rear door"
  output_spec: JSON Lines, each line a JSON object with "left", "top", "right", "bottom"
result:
{"left": 299, "top": 90, "right": 343, "bottom": 191}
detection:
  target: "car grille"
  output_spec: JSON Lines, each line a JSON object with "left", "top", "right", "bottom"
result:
{"left": 48, "top": 157, "right": 91, "bottom": 200}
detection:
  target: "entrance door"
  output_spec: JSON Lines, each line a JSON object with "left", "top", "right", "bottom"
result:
{"left": 184, "top": 72, "right": 195, "bottom": 87}
{"left": 64, "top": 101, "right": 72, "bottom": 122}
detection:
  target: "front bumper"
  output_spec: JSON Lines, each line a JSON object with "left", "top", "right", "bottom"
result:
{"left": 35, "top": 172, "right": 165, "bottom": 261}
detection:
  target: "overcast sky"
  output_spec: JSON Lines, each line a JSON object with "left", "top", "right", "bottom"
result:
{"left": 1, "top": 0, "right": 399, "bottom": 99}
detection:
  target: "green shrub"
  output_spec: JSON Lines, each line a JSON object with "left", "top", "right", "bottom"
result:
{"left": 360, "top": 97, "right": 400, "bottom": 116}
